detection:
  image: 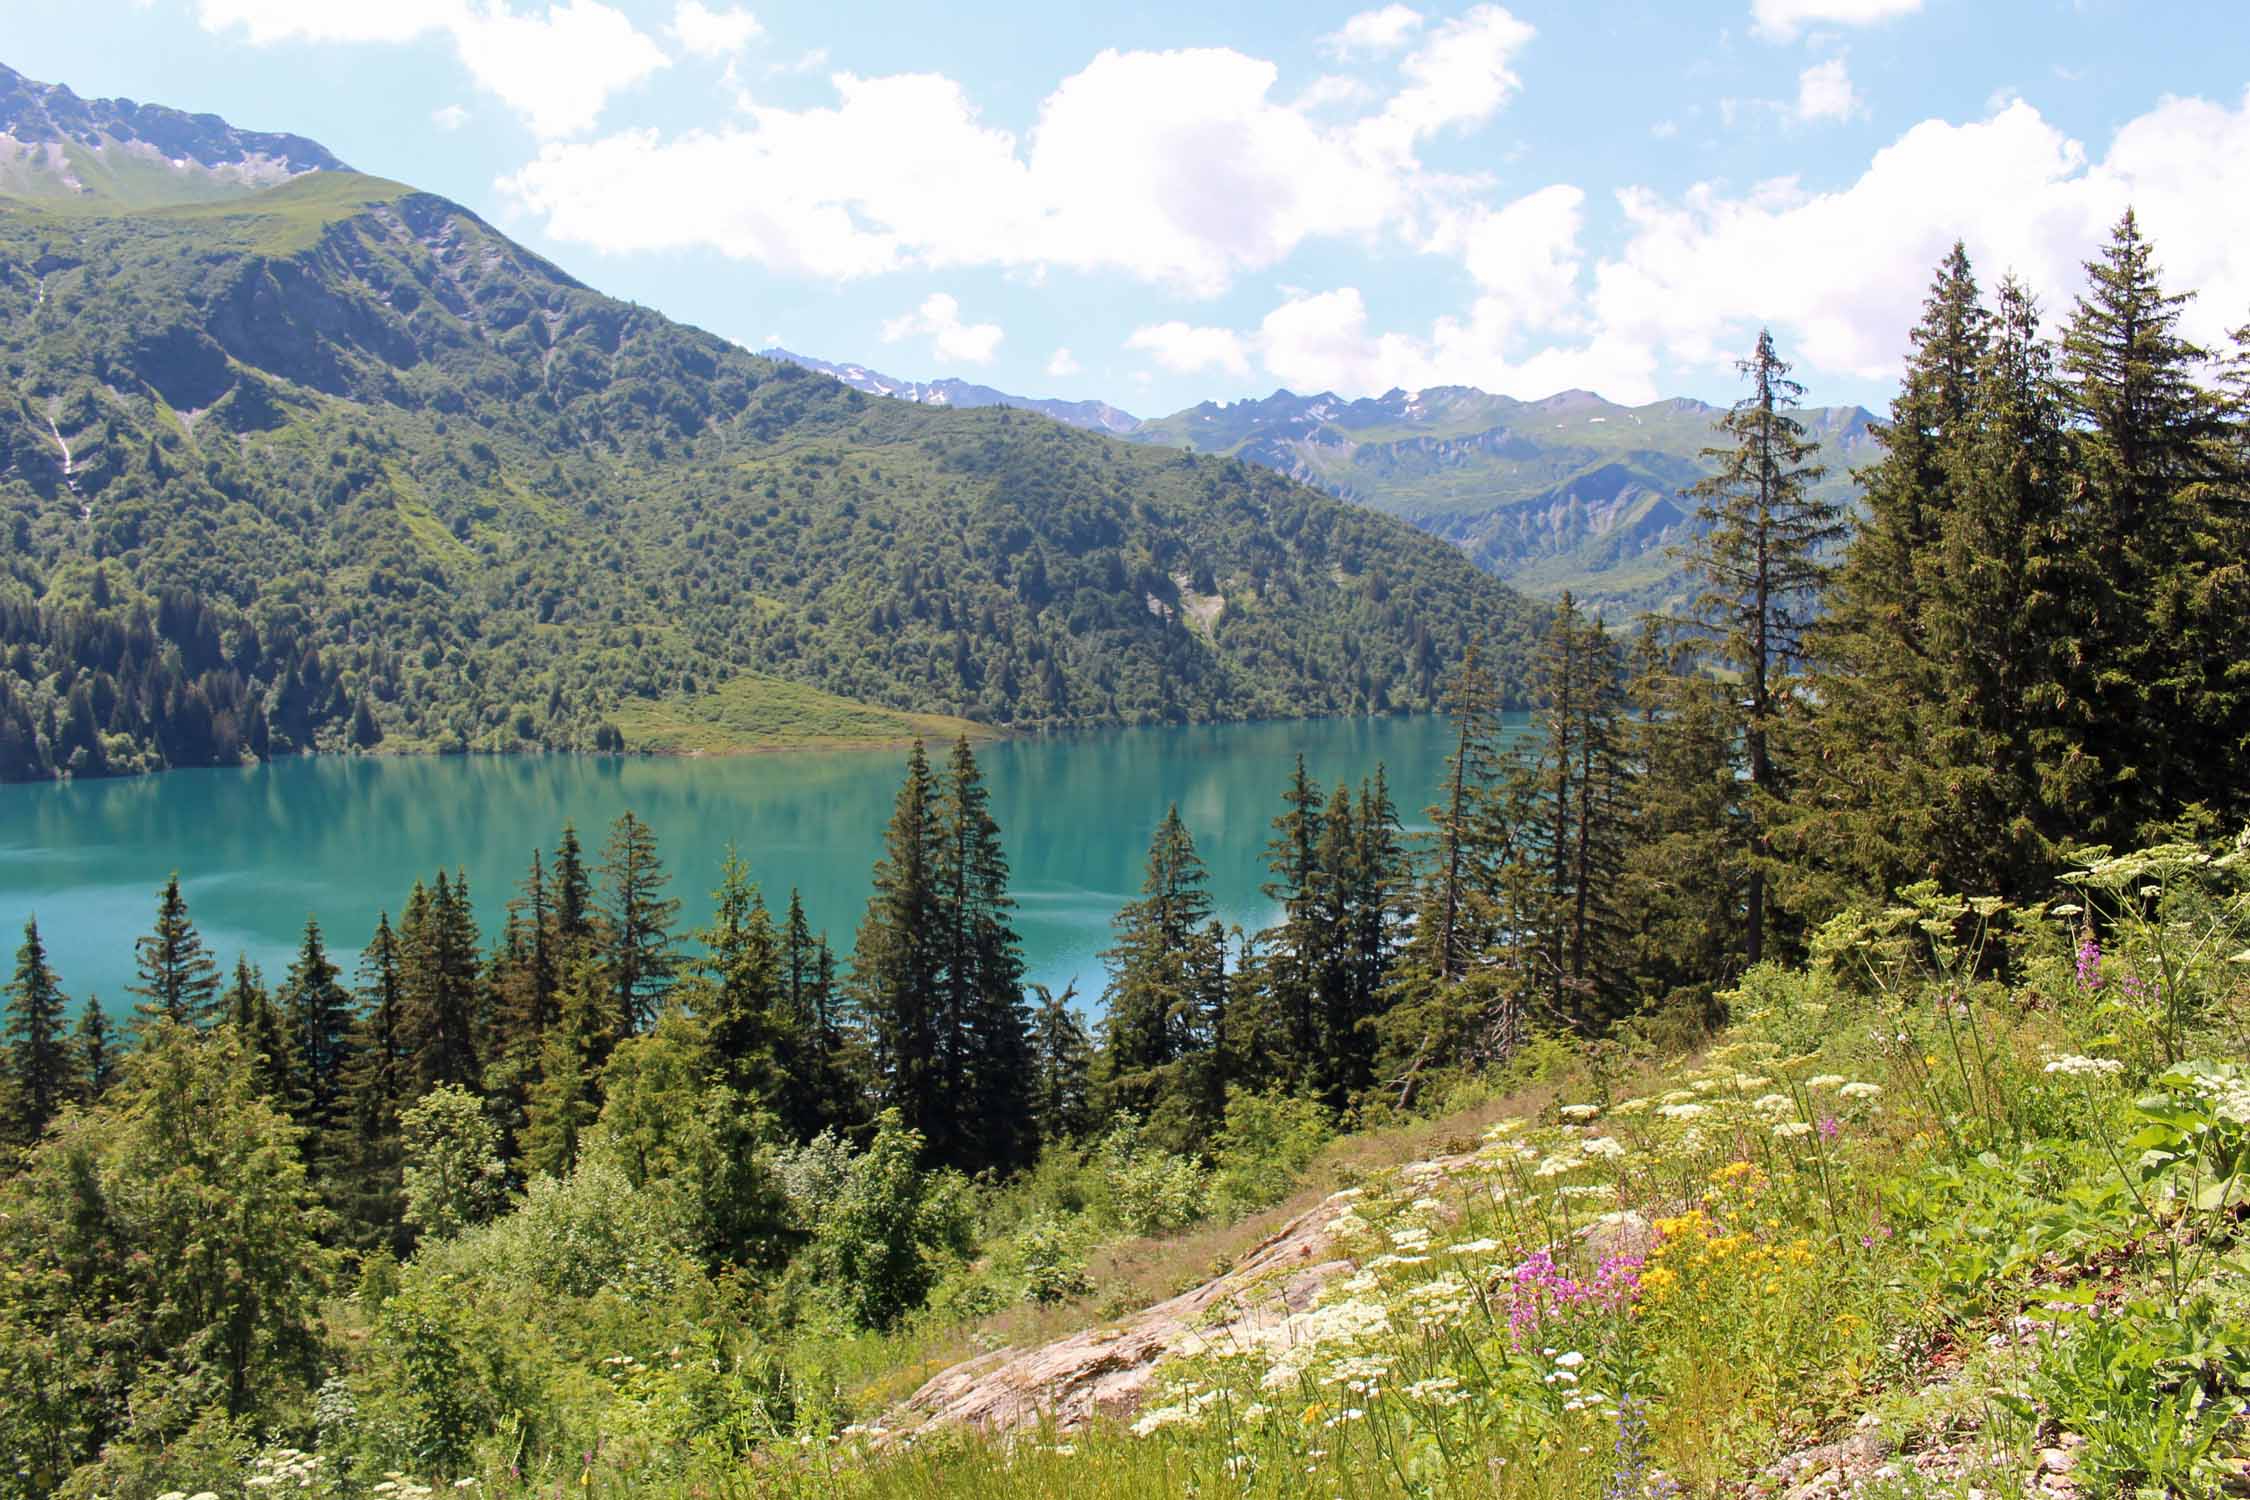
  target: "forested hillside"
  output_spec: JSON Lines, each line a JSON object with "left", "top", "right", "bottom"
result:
{"left": 1132, "top": 385, "right": 1876, "bottom": 616}
{"left": 0, "top": 126, "right": 1537, "bottom": 782}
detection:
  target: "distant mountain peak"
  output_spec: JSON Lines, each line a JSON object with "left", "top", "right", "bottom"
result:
{"left": 0, "top": 61, "right": 346, "bottom": 207}
{"left": 758, "top": 347, "right": 1141, "bottom": 436}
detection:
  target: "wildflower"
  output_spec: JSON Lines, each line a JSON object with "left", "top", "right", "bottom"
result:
{"left": 1554, "top": 1350, "right": 1586, "bottom": 1369}
{"left": 1805, "top": 1074, "right": 1846, "bottom": 1090}
{"left": 1560, "top": 1103, "right": 1603, "bottom": 1121}
{"left": 1817, "top": 1116, "right": 1841, "bottom": 1140}
{"left": 1389, "top": 1225, "right": 1433, "bottom": 1251}
{"left": 1449, "top": 1237, "right": 1502, "bottom": 1256}
{"left": 1581, "top": 1135, "right": 1627, "bottom": 1160}
{"left": 1752, "top": 1093, "right": 1794, "bottom": 1115}
{"left": 1657, "top": 1103, "right": 1709, "bottom": 1121}
{"left": 1535, "top": 1153, "right": 1580, "bottom": 1177}
{"left": 1483, "top": 1117, "right": 1530, "bottom": 1139}
{"left": 1772, "top": 1121, "right": 1812, "bottom": 1139}
{"left": 2076, "top": 935, "right": 2102, "bottom": 989}
{"left": 2044, "top": 1054, "right": 2123, "bottom": 1078}
{"left": 1838, "top": 1082, "right": 1882, "bottom": 1100}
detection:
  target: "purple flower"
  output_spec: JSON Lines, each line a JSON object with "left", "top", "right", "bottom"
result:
{"left": 2076, "top": 936, "right": 2102, "bottom": 989}
{"left": 1817, "top": 1116, "right": 1841, "bottom": 1141}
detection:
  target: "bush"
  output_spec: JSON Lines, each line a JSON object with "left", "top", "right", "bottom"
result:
{"left": 1209, "top": 1089, "right": 1331, "bottom": 1218}
{"left": 1094, "top": 1113, "right": 1209, "bottom": 1236}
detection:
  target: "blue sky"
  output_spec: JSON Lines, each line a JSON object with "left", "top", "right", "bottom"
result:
{"left": 12, "top": 0, "right": 2250, "bottom": 415}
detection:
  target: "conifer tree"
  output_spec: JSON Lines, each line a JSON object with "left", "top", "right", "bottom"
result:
{"left": 1520, "top": 596, "right": 1633, "bottom": 1029}
{"left": 599, "top": 812, "right": 680, "bottom": 1041}
{"left": 74, "top": 996, "right": 116, "bottom": 1104}
{"left": 338, "top": 913, "right": 409, "bottom": 1252}
{"left": 1247, "top": 757, "right": 1329, "bottom": 1094}
{"left": 399, "top": 874, "right": 481, "bottom": 1094}
{"left": 551, "top": 822, "right": 598, "bottom": 961}
{"left": 127, "top": 874, "right": 221, "bottom": 1029}
{"left": 1028, "top": 981, "right": 1094, "bottom": 1144}
{"left": 696, "top": 849, "right": 785, "bottom": 1109}
{"left": 4, "top": 916, "right": 69, "bottom": 1142}
{"left": 934, "top": 736, "right": 1033, "bottom": 1174}
{"left": 2057, "top": 209, "right": 2244, "bottom": 843}
{"left": 851, "top": 740, "right": 943, "bottom": 1153}
{"left": 1679, "top": 330, "right": 1843, "bottom": 966}
{"left": 1619, "top": 618, "right": 1745, "bottom": 1012}
{"left": 227, "top": 955, "right": 298, "bottom": 1111}
{"left": 278, "top": 916, "right": 356, "bottom": 1160}
{"left": 783, "top": 888, "right": 859, "bottom": 1138}
{"left": 523, "top": 956, "right": 609, "bottom": 1177}
{"left": 1099, "top": 805, "right": 1229, "bottom": 1140}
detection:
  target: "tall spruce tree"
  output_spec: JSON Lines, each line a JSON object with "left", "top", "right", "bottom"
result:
{"left": 782, "top": 888, "right": 859, "bottom": 1138}
{"left": 2057, "top": 209, "right": 2246, "bottom": 844}
{"left": 1028, "top": 981, "right": 1094, "bottom": 1145}
{"left": 933, "top": 737, "right": 1033, "bottom": 1174}
{"left": 127, "top": 874, "right": 222, "bottom": 1029}
{"left": 1519, "top": 597, "right": 1633, "bottom": 1030}
{"left": 338, "top": 913, "right": 409, "bottom": 1252}
{"left": 74, "top": 997, "right": 116, "bottom": 1104}
{"left": 400, "top": 874, "right": 481, "bottom": 1094}
{"left": 1796, "top": 246, "right": 1990, "bottom": 904}
{"left": 1619, "top": 618, "right": 1746, "bottom": 1014}
{"left": 4, "top": 916, "right": 69, "bottom": 1142}
{"left": 599, "top": 812, "right": 680, "bottom": 1041}
{"left": 1099, "top": 805, "right": 1229, "bottom": 1141}
{"left": 1679, "top": 329, "right": 1843, "bottom": 966}
{"left": 1246, "top": 757, "right": 1329, "bottom": 1094}
{"left": 279, "top": 917, "right": 356, "bottom": 1162}
{"left": 851, "top": 740, "right": 944, "bottom": 1155}
{"left": 696, "top": 849, "right": 785, "bottom": 1110}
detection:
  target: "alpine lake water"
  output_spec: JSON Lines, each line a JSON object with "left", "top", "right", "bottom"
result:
{"left": 1, "top": 712, "right": 1531, "bottom": 1018}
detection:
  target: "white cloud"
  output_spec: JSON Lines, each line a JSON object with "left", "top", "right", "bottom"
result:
{"left": 1319, "top": 4, "right": 1423, "bottom": 59}
{"left": 502, "top": 45, "right": 1449, "bottom": 295}
{"left": 195, "top": 0, "right": 668, "bottom": 138}
{"left": 1592, "top": 92, "right": 2250, "bottom": 381}
{"left": 769, "top": 47, "right": 828, "bottom": 75}
{"left": 1651, "top": 119, "right": 1679, "bottom": 139}
{"left": 450, "top": 2, "right": 670, "bottom": 137}
{"left": 1794, "top": 58, "right": 1861, "bottom": 122}
{"left": 431, "top": 103, "right": 471, "bottom": 131}
{"left": 881, "top": 292, "right": 1004, "bottom": 365}
{"left": 1046, "top": 347, "right": 1082, "bottom": 377}
{"left": 1358, "top": 5, "right": 1535, "bottom": 161}
{"left": 1126, "top": 322, "right": 1252, "bottom": 376}
{"left": 668, "top": 1, "right": 761, "bottom": 57}
{"left": 1751, "top": 0, "right": 1922, "bottom": 42}
{"left": 1111, "top": 90, "right": 2250, "bottom": 406}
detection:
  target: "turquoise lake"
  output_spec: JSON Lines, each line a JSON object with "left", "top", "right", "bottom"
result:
{"left": 0, "top": 713, "right": 1529, "bottom": 1017}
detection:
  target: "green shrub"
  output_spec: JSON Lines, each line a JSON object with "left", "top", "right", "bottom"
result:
{"left": 1208, "top": 1089, "right": 1331, "bottom": 1217}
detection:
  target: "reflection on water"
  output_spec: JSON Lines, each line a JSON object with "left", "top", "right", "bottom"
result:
{"left": 1, "top": 714, "right": 1527, "bottom": 1016}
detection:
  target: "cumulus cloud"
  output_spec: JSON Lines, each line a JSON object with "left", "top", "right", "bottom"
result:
{"left": 1751, "top": 0, "right": 1922, "bottom": 42}
{"left": 668, "top": 1, "right": 761, "bottom": 57}
{"left": 881, "top": 292, "right": 1004, "bottom": 365}
{"left": 431, "top": 103, "right": 471, "bottom": 131}
{"left": 1114, "top": 91, "right": 2250, "bottom": 405}
{"left": 195, "top": 0, "right": 668, "bottom": 138}
{"left": 1357, "top": 5, "right": 1535, "bottom": 160}
{"left": 1126, "top": 322, "right": 1252, "bottom": 376}
{"left": 1045, "top": 347, "right": 1082, "bottom": 377}
{"left": 1319, "top": 4, "right": 1423, "bottom": 59}
{"left": 1794, "top": 58, "right": 1861, "bottom": 122}
{"left": 502, "top": 44, "right": 1459, "bottom": 295}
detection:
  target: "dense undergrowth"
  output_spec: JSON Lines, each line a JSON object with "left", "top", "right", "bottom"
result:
{"left": 17, "top": 834, "right": 2250, "bottom": 1499}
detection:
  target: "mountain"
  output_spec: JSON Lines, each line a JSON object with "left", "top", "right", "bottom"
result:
{"left": 0, "top": 62, "right": 344, "bottom": 207}
{"left": 752, "top": 348, "right": 1877, "bottom": 616}
{"left": 0, "top": 68, "right": 1537, "bottom": 782}
{"left": 761, "top": 348, "right": 1142, "bottom": 436}
{"left": 1131, "top": 385, "right": 1878, "bottom": 616}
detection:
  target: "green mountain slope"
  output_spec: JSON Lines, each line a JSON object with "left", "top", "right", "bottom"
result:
{"left": 0, "top": 77, "right": 1537, "bottom": 782}
{"left": 1134, "top": 385, "right": 1877, "bottom": 615}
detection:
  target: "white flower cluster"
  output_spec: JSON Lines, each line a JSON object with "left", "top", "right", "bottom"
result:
{"left": 1772, "top": 1121, "right": 1813, "bottom": 1139}
{"left": 240, "top": 1452, "right": 323, "bottom": 1493}
{"left": 1657, "top": 1102, "right": 1710, "bottom": 1122}
{"left": 1558, "top": 1103, "right": 1603, "bottom": 1121}
{"left": 1581, "top": 1135, "right": 1627, "bottom": 1160}
{"left": 2044, "top": 1054, "right": 2124, "bottom": 1078}
{"left": 1838, "top": 1082, "right": 1883, "bottom": 1100}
